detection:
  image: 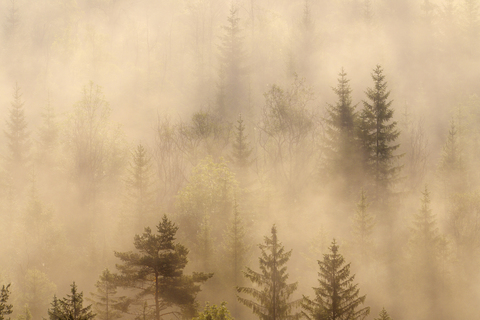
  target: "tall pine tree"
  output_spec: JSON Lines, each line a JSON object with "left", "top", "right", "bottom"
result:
{"left": 359, "top": 65, "right": 401, "bottom": 209}
{"left": 48, "top": 282, "right": 95, "bottom": 320}
{"left": 302, "top": 240, "right": 370, "bottom": 320}
{"left": 323, "top": 68, "right": 360, "bottom": 196}
{"left": 237, "top": 225, "right": 300, "bottom": 320}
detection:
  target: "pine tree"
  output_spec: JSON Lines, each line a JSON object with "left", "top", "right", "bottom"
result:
{"left": 302, "top": 240, "right": 370, "bottom": 320}
{"left": 88, "top": 269, "right": 123, "bottom": 320}
{"left": 48, "top": 282, "right": 95, "bottom": 320}
{"left": 37, "top": 94, "right": 59, "bottom": 166}
{"left": 230, "top": 114, "right": 253, "bottom": 169}
{"left": 359, "top": 65, "right": 401, "bottom": 206}
{"left": 351, "top": 190, "right": 375, "bottom": 263}
{"left": 114, "top": 215, "right": 213, "bottom": 320}
{"left": 374, "top": 308, "right": 392, "bottom": 320}
{"left": 237, "top": 225, "right": 300, "bottom": 320}
{"left": 125, "top": 144, "right": 156, "bottom": 231}
{"left": 323, "top": 68, "right": 360, "bottom": 195}
{"left": 0, "top": 284, "right": 13, "bottom": 320}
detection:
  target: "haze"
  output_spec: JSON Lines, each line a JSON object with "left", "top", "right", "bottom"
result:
{"left": 0, "top": 1, "right": 479, "bottom": 320}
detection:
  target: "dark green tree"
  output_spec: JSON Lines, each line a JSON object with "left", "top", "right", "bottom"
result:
{"left": 48, "top": 282, "right": 95, "bottom": 320}
{"left": 374, "top": 308, "right": 392, "bottom": 320}
{"left": 114, "top": 215, "right": 213, "bottom": 320}
{"left": 302, "top": 240, "right": 370, "bottom": 320}
{"left": 230, "top": 114, "right": 253, "bottom": 170}
{"left": 88, "top": 269, "right": 123, "bottom": 320}
{"left": 0, "top": 284, "right": 13, "bottom": 320}
{"left": 237, "top": 225, "right": 300, "bottom": 320}
{"left": 323, "top": 68, "right": 360, "bottom": 195}
{"left": 359, "top": 65, "right": 401, "bottom": 207}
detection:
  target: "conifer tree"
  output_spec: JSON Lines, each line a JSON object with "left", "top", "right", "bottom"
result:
{"left": 374, "top": 308, "right": 392, "bottom": 320}
{"left": 48, "top": 282, "right": 95, "bottom": 320}
{"left": 193, "top": 302, "right": 234, "bottom": 320}
{"left": 5, "top": 82, "right": 30, "bottom": 174}
{"left": 217, "top": 3, "right": 248, "bottom": 120}
{"left": 0, "top": 284, "right": 13, "bottom": 320}
{"left": 125, "top": 144, "right": 156, "bottom": 231}
{"left": 88, "top": 269, "right": 123, "bottom": 320}
{"left": 359, "top": 65, "right": 401, "bottom": 207}
{"left": 114, "top": 215, "right": 213, "bottom": 320}
{"left": 230, "top": 114, "right": 253, "bottom": 169}
{"left": 302, "top": 240, "right": 370, "bottom": 320}
{"left": 323, "top": 68, "right": 360, "bottom": 194}
{"left": 37, "top": 94, "right": 59, "bottom": 166}
{"left": 351, "top": 190, "right": 375, "bottom": 263}
{"left": 237, "top": 225, "right": 300, "bottom": 320}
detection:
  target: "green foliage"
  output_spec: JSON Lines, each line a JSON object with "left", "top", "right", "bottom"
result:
{"left": 114, "top": 215, "right": 213, "bottom": 320}
{"left": 176, "top": 156, "right": 238, "bottom": 268}
{"left": 359, "top": 65, "right": 401, "bottom": 204}
{"left": 0, "top": 284, "right": 13, "bottom": 320}
{"left": 302, "top": 240, "right": 369, "bottom": 320}
{"left": 193, "top": 302, "right": 234, "bottom": 320}
{"left": 237, "top": 225, "right": 300, "bottom": 320}
{"left": 88, "top": 269, "right": 123, "bottom": 320}
{"left": 48, "top": 282, "right": 95, "bottom": 320}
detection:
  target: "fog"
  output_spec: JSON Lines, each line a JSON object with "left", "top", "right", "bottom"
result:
{"left": 0, "top": 0, "right": 479, "bottom": 320}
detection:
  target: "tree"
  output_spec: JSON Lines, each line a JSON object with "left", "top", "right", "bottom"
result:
{"left": 48, "top": 282, "right": 95, "bottom": 320}
{"left": 193, "top": 302, "right": 234, "bottom": 320}
{"left": 237, "top": 225, "right": 300, "bottom": 320}
{"left": 20, "top": 269, "right": 56, "bottom": 320}
{"left": 114, "top": 215, "right": 213, "bottom": 320}
{"left": 88, "top": 269, "right": 123, "bottom": 320}
{"left": 217, "top": 3, "right": 248, "bottom": 120}
{"left": 374, "top": 308, "right": 391, "bottom": 320}
{"left": 302, "top": 240, "right": 370, "bottom": 320}
{"left": 323, "top": 68, "right": 360, "bottom": 195}
{"left": 37, "top": 94, "right": 59, "bottom": 167}
{"left": 351, "top": 190, "right": 375, "bottom": 263}
{"left": 0, "top": 284, "right": 13, "bottom": 320}
{"left": 4, "top": 82, "right": 30, "bottom": 190}
{"left": 230, "top": 114, "right": 253, "bottom": 170}
{"left": 124, "top": 144, "right": 157, "bottom": 231}
{"left": 176, "top": 156, "right": 238, "bottom": 269}
{"left": 359, "top": 65, "right": 401, "bottom": 207}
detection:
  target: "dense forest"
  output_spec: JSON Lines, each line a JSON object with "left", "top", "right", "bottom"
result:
{"left": 1, "top": 0, "right": 480, "bottom": 320}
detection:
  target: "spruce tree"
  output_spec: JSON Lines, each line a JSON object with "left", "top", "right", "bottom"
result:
{"left": 302, "top": 240, "right": 370, "bottom": 320}
{"left": 359, "top": 65, "right": 401, "bottom": 207}
{"left": 351, "top": 190, "right": 375, "bottom": 263}
{"left": 237, "top": 225, "right": 300, "bottom": 320}
{"left": 114, "top": 215, "right": 213, "bottom": 320}
{"left": 374, "top": 308, "right": 392, "bottom": 320}
{"left": 217, "top": 3, "right": 247, "bottom": 120}
{"left": 88, "top": 269, "right": 123, "bottom": 320}
{"left": 5, "top": 82, "right": 30, "bottom": 173}
{"left": 230, "top": 114, "right": 253, "bottom": 169}
{"left": 323, "top": 68, "right": 360, "bottom": 195}
{"left": 48, "top": 282, "right": 95, "bottom": 320}
{"left": 125, "top": 144, "right": 156, "bottom": 231}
